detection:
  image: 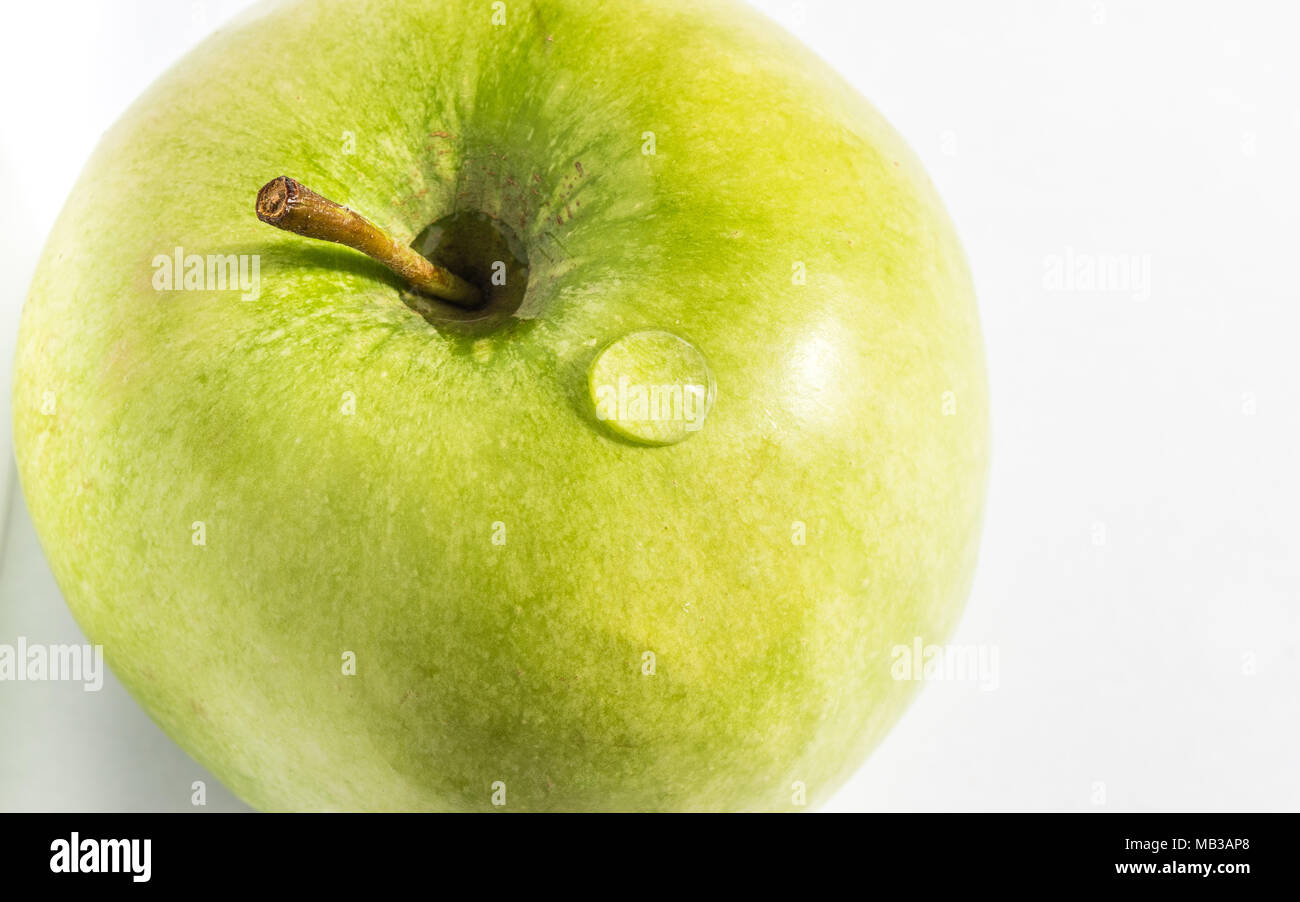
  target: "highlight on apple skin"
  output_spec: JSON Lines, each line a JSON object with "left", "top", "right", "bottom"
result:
{"left": 12, "top": 0, "right": 988, "bottom": 811}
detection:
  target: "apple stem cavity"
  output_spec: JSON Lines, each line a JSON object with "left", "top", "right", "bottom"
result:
{"left": 255, "top": 176, "right": 481, "bottom": 307}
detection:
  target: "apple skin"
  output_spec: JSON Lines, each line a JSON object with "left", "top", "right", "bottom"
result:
{"left": 13, "top": 0, "right": 988, "bottom": 811}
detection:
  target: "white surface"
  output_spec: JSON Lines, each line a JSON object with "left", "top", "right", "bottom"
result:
{"left": 1, "top": 0, "right": 1297, "bottom": 812}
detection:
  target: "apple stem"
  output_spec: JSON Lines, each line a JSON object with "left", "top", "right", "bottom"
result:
{"left": 255, "top": 176, "right": 481, "bottom": 307}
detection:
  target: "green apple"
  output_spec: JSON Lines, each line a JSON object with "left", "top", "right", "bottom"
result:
{"left": 13, "top": 0, "right": 988, "bottom": 811}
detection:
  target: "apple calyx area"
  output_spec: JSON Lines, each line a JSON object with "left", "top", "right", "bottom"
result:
{"left": 254, "top": 175, "right": 481, "bottom": 307}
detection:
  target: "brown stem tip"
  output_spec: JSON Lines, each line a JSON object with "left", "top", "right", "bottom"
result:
{"left": 254, "top": 175, "right": 481, "bottom": 307}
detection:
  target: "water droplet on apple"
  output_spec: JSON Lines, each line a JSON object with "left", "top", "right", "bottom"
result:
{"left": 588, "top": 331, "right": 715, "bottom": 445}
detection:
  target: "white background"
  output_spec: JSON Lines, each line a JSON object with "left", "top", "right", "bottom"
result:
{"left": 1, "top": 0, "right": 1297, "bottom": 812}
